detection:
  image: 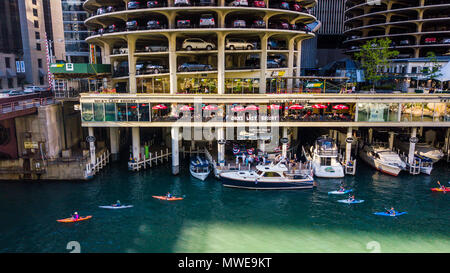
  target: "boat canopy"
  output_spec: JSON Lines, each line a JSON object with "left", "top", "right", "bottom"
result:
{"left": 190, "top": 156, "right": 209, "bottom": 167}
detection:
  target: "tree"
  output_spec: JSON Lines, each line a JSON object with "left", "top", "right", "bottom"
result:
{"left": 354, "top": 38, "right": 399, "bottom": 91}
{"left": 422, "top": 51, "right": 443, "bottom": 81}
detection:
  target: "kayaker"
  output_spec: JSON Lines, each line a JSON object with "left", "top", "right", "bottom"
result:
{"left": 387, "top": 207, "right": 396, "bottom": 216}
{"left": 166, "top": 192, "right": 172, "bottom": 199}
{"left": 113, "top": 200, "right": 121, "bottom": 207}
{"left": 72, "top": 212, "right": 79, "bottom": 220}
{"left": 348, "top": 195, "right": 355, "bottom": 202}
{"left": 338, "top": 185, "right": 346, "bottom": 192}
{"left": 437, "top": 181, "right": 446, "bottom": 190}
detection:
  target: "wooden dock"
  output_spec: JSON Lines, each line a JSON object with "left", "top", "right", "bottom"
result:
{"left": 128, "top": 148, "right": 171, "bottom": 171}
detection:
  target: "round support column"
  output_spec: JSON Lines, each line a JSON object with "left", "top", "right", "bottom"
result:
{"left": 171, "top": 127, "right": 180, "bottom": 175}
{"left": 110, "top": 127, "right": 120, "bottom": 161}
{"left": 217, "top": 127, "right": 225, "bottom": 166}
{"left": 132, "top": 127, "right": 141, "bottom": 161}
{"left": 88, "top": 127, "right": 96, "bottom": 167}
{"left": 408, "top": 128, "right": 417, "bottom": 165}
{"left": 282, "top": 127, "right": 288, "bottom": 159}
{"left": 345, "top": 127, "right": 353, "bottom": 163}
{"left": 388, "top": 131, "right": 395, "bottom": 150}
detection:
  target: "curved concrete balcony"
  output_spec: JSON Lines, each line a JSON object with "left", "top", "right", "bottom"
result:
{"left": 345, "top": 42, "right": 450, "bottom": 54}
{"left": 343, "top": 30, "right": 450, "bottom": 44}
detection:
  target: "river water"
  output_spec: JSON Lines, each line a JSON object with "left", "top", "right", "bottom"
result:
{"left": 0, "top": 160, "right": 448, "bottom": 253}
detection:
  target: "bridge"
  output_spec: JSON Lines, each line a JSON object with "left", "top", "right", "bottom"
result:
{"left": 0, "top": 92, "right": 55, "bottom": 121}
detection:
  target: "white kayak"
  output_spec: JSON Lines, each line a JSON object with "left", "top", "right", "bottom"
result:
{"left": 99, "top": 205, "right": 133, "bottom": 209}
{"left": 337, "top": 199, "right": 364, "bottom": 204}
{"left": 328, "top": 189, "right": 353, "bottom": 195}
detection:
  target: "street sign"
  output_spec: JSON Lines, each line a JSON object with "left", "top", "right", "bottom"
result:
{"left": 86, "top": 136, "right": 96, "bottom": 143}
{"left": 280, "top": 137, "right": 289, "bottom": 144}
{"left": 346, "top": 137, "right": 354, "bottom": 144}
{"left": 218, "top": 139, "right": 226, "bottom": 145}
{"left": 24, "top": 141, "right": 38, "bottom": 149}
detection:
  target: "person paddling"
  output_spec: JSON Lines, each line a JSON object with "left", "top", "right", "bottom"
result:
{"left": 72, "top": 212, "right": 79, "bottom": 221}
{"left": 166, "top": 192, "right": 172, "bottom": 200}
{"left": 387, "top": 207, "right": 396, "bottom": 216}
{"left": 348, "top": 194, "right": 355, "bottom": 202}
{"left": 113, "top": 200, "right": 121, "bottom": 207}
{"left": 437, "top": 181, "right": 446, "bottom": 190}
{"left": 338, "top": 185, "right": 346, "bottom": 192}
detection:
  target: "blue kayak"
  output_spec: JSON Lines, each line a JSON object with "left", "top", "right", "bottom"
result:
{"left": 328, "top": 189, "right": 353, "bottom": 195}
{"left": 99, "top": 205, "right": 133, "bottom": 209}
{"left": 338, "top": 199, "right": 364, "bottom": 204}
{"left": 374, "top": 212, "right": 407, "bottom": 217}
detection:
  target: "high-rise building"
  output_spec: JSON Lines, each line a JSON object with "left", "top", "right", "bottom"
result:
{"left": 61, "top": 0, "right": 90, "bottom": 63}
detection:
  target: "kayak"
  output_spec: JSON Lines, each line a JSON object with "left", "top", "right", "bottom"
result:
{"left": 328, "top": 189, "right": 353, "bottom": 195}
{"left": 431, "top": 188, "right": 450, "bottom": 192}
{"left": 374, "top": 212, "right": 407, "bottom": 217}
{"left": 99, "top": 205, "right": 133, "bottom": 209}
{"left": 337, "top": 199, "right": 364, "bottom": 204}
{"left": 152, "top": 195, "right": 183, "bottom": 201}
{"left": 57, "top": 216, "right": 92, "bottom": 223}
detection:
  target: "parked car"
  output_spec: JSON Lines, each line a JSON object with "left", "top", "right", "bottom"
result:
{"left": 174, "top": 0, "right": 190, "bottom": 6}
{"left": 267, "top": 60, "right": 280, "bottom": 68}
{"left": 268, "top": 54, "right": 286, "bottom": 66}
{"left": 424, "top": 37, "right": 437, "bottom": 44}
{"left": 245, "top": 56, "right": 260, "bottom": 68}
{"left": 229, "top": 0, "right": 248, "bottom": 6}
{"left": 399, "top": 39, "right": 410, "bottom": 45}
{"left": 178, "top": 62, "right": 213, "bottom": 72}
{"left": 251, "top": 19, "right": 265, "bottom": 28}
{"left": 146, "top": 1, "right": 161, "bottom": 8}
{"left": 269, "top": 21, "right": 289, "bottom": 30}
{"left": 126, "top": 20, "right": 139, "bottom": 31}
{"left": 97, "top": 28, "right": 106, "bottom": 35}
{"left": 127, "top": 1, "right": 142, "bottom": 9}
{"left": 147, "top": 20, "right": 163, "bottom": 29}
{"left": 349, "top": 35, "right": 360, "bottom": 40}
{"left": 233, "top": 20, "right": 246, "bottom": 28}
{"left": 442, "top": 38, "right": 450, "bottom": 44}
{"left": 199, "top": 14, "right": 215, "bottom": 28}
{"left": 96, "top": 7, "right": 106, "bottom": 15}
{"left": 106, "top": 24, "right": 120, "bottom": 33}
{"left": 267, "top": 39, "right": 284, "bottom": 50}
{"left": 24, "top": 86, "right": 46, "bottom": 93}
{"left": 182, "top": 38, "right": 216, "bottom": 50}
{"left": 253, "top": 0, "right": 265, "bottom": 7}
{"left": 145, "top": 45, "right": 168, "bottom": 52}
{"left": 137, "top": 62, "right": 167, "bottom": 74}
{"left": 396, "top": 54, "right": 412, "bottom": 58}
{"left": 106, "top": 6, "right": 116, "bottom": 12}
{"left": 112, "top": 47, "right": 129, "bottom": 54}
{"left": 5, "top": 90, "right": 24, "bottom": 96}
{"left": 279, "top": 2, "right": 289, "bottom": 9}
{"left": 225, "top": 38, "right": 254, "bottom": 50}
{"left": 199, "top": 0, "right": 215, "bottom": 5}
{"left": 177, "top": 19, "right": 191, "bottom": 28}
{"left": 349, "top": 45, "right": 359, "bottom": 50}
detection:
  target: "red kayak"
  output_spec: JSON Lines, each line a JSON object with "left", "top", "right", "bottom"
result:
{"left": 57, "top": 216, "right": 92, "bottom": 223}
{"left": 152, "top": 195, "right": 184, "bottom": 201}
{"left": 431, "top": 188, "right": 450, "bottom": 192}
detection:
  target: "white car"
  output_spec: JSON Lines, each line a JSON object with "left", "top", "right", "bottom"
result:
{"left": 225, "top": 38, "right": 254, "bottom": 50}
{"left": 181, "top": 38, "right": 216, "bottom": 50}
{"left": 230, "top": 0, "right": 248, "bottom": 6}
{"left": 23, "top": 86, "right": 45, "bottom": 93}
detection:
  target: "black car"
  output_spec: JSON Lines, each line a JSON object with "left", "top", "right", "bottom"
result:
{"left": 178, "top": 62, "right": 213, "bottom": 72}
{"left": 147, "top": 1, "right": 161, "bottom": 8}
{"left": 267, "top": 60, "right": 280, "bottom": 68}
{"left": 147, "top": 20, "right": 163, "bottom": 29}
{"left": 107, "top": 24, "right": 120, "bottom": 33}
{"left": 137, "top": 62, "right": 167, "bottom": 74}
{"left": 126, "top": 20, "right": 139, "bottom": 31}
{"left": 268, "top": 54, "right": 286, "bottom": 66}
{"left": 245, "top": 56, "right": 260, "bottom": 68}
{"left": 199, "top": 0, "right": 214, "bottom": 5}
{"left": 97, "top": 28, "right": 106, "bottom": 35}
{"left": 106, "top": 6, "right": 116, "bottom": 12}
{"left": 96, "top": 7, "right": 106, "bottom": 15}
{"left": 127, "top": 1, "right": 141, "bottom": 9}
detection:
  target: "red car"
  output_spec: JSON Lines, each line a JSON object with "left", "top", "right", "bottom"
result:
{"left": 253, "top": 0, "right": 265, "bottom": 7}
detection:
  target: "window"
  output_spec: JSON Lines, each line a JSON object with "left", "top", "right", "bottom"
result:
{"left": 33, "top": 8, "right": 38, "bottom": 16}
{"left": 411, "top": 67, "right": 417, "bottom": 74}
{"left": 5, "top": 57, "right": 10, "bottom": 68}
{"left": 36, "top": 43, "right": 41, "bottom": 51}
{"left": 8, "top": 78, "right": 14, "bottom": 88}
{"left": 38, "top": 59, "right": 42, "bottom": 68}
{"left": 35, "top": 32, "right": 40, "bottom": 39}
{"left": 39, "top": 76, "right": 44, "bottom": 85}
{"left": 34, "top": 20, "right": 39, "bottom": 28}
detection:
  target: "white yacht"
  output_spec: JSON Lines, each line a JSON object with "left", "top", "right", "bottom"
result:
{"left": 219, "top": 162, "right": 315, "bottom": 190}
{"left": 359, "top": 144, "right": 406, "bottom": 176}
{"left": 395, "top": 139, "right": 444, "bottom": 163}
{"left": 308, "top": 137, "right": 344, "bottom": 178}
{"left": 189, "top": 156, "right": 211, "bottom": 181}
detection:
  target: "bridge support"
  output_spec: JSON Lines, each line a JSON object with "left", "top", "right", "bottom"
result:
{"left": 171, "top": 127, "right": 180, "bottom": 175}
{"left": 132, "top": 127, "right": 140, "bottom": 161}
{"left": 88, "top": 127, "right": 96, "bottom": 167}
{"left": 110, "top": 127, "right": 120, "bottom": 161}
{"left": 388, "top": 131, "right": 395, "bottom": 150}
{"left": 282, "top": 127, "right": 288, "bottom": 159}
{"left": 408, "top": 128, "right": 417, "bottom": 165}
{"left": 217, "top": 127, "right": 225, "bottom": 166}
{"left": 345, "top": 127, "right": 352, "bottom": 163}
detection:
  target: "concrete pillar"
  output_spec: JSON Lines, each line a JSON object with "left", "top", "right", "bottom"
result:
{"left": 345, "top": 127, "right": 352, "bottom": 163}
{"left": 132, "top": 127, "right": 140, "bottom": 161}
{"left": 168, "top": 33, "right": 177, "bottom": 94}
{"left": 259, "top": 34, "right": 268, "bottom": 94}
{"left": 287, "top": 38, "right": 295, "bottom": 92}
{"left": 388, "top": 131, "right": 395, "bottom": 150}
{"left": 217, "top": 33, "right": 226, "bottom": 95}
{"left": 409, "top": 128, "right": 417, "bottom": 165}
{"left": 217, "top": 127, "right": 225, "bottom": 166}
{"left": 444, "top": 128, "right": 450, "bottom": 153}
{"left": 127, "top": 37, "right": 137, "bottom": 93}
{"left": 88, "top": 127, "right": 96, "bottom": 167}
{"left": 368, "top": 128, "right": 373, "bottom": 144}
{"left": 397, "top": 103, "right": 402, "bottom": 121}
{"left": 282, "top": 127, "right": 288, "bottom": 158}
{"left": 258, "top": 139, "right": 266, "bottom": 153}
{"left": 296, "top": 40, "right": 302, "bottom": 78}
{"left": 102, "top": 42, "right": 111, "bottom": 64}
{"left": 171, "top": 127, "right": 180, "bottom": 175}
{"left": 110, "top": 127, "right": 120, "bottom": 161}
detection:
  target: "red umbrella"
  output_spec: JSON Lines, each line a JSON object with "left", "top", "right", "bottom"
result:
{"left": 267, "top": 104, "right": 282, "bottom": 110}
{"left": 231, "top": 105, "right": 245, "bottom": 112}
{"left": 311, "top": 104, "right": 327, "bottom": 109}
{"left": 202, "top": 105, "right": 218, "bottom": 111}
{"left": 152, "top": 104, "right": 167, "bottom": 110}
{"left": 333, "top": 104, "right": 349, "bottom": 110}
{"left": 179, "top": 105, "right": 194, "bottom": 111}
{"left": 289, "top": 104, "right": 304, "bottom": 110}
{"left": 245, "top": 105, "right": 260, "bottom": 111}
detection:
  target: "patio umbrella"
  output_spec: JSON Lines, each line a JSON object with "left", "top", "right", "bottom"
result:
{"left": 311, "top": 104, "right": 327, "bottom": 109}
{"left": 289, "top": 104, "right": 304, "bottom": 110}
{"left": 245, "top": 105, "right": 260, "bottom": 111}
{"left": 231, "top": 105, "right": 245, "bottom": 112}
{"left": 152, "top": 104, "right": 167, "bottom": 110}
{"left": 202, "top": 105, "right": 218, "bottom": 111}
{"left": 333, "top": 104, "right": 349, "bottom": 110}
{"left": 267, "top": 104, "right": 282, "bottom": 110}
{"left": 179, "top": 105, "right": 194, "bottom": 111}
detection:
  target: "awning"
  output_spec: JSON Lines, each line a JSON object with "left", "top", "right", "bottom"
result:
{"left": 6, "top": 68, "right": 16, "bottom": 78}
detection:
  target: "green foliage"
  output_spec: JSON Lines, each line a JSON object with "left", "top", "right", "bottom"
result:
{"left": 422, "top": 51, "right": 443, "bottom": 80}
{"left": 354, "top": 38, "right": 399, "bottom": 87}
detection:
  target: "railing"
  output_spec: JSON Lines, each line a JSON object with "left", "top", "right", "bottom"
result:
{"left": 0, "top": 97, "right": 55, "bottom": 115}
{"left": 54, "top": 89, "right": 81, "bottom": 99}
{"left": 85, "top": 150, "right": 110, "bottom": 178}
{"left": 128, "top": 148, "right": 171, "bottom": 171}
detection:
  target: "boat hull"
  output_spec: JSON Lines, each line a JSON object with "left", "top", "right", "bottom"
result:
{"left": 312, "top": 164, "right": 345, "bottom": 178}
{"left": 359, "top": 151, "right": 402, "bottom": 176}
{"left": 190, "top": 169, "right": 210, "bottom": 181}
{"left": 220, "top": 176, "right": 315, "bottom": 190}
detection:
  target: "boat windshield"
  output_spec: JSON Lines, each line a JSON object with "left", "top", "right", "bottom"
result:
{"left": 263, "top": 172, "right": 282, "bottom": 177}
{"left": 256, "top": 170, "right": 264, "bottom": 176}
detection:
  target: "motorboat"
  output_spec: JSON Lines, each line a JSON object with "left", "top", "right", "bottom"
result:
{"left": 219, "top": 162, "right": 315, "bottom": 190}
{"left": 400, "top": 154, "right": 434, "bottom": 175}
{"left": 359, "top": 144, "right": 406, "bottom": 176}
{"left": 308, "top": 137, "right": 344, "bottom": 178}
{"left": 189, "top": 156, "right": 211, "bottom": 181}
{"left": 395, "top": 138, "right": 444, "bottom": 163}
